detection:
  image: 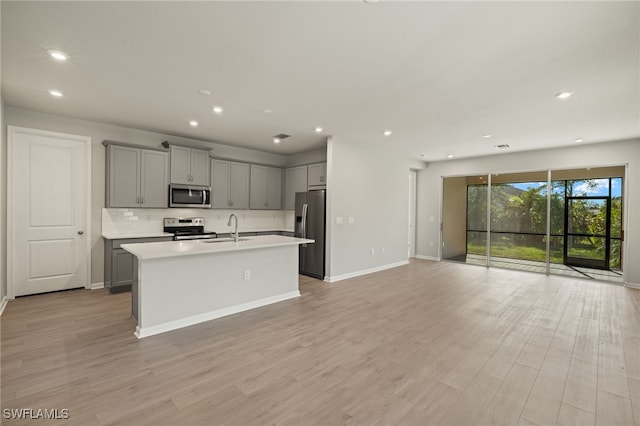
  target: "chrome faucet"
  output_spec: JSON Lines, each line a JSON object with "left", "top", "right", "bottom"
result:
{"left": 227, "top": 213, "right": 239, "bottom": 242}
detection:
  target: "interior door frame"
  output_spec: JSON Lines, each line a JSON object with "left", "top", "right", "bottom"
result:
{"left": 7, "top": 126, "right": 92, "bottom": 299}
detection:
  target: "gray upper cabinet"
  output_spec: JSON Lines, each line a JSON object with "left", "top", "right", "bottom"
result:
{"left": 140, "top": 150, "right": 169, "bottom": 208}
{"left": 211, "top": 159, "right": 230, "bottom": 209}
{"left": 308, "top": 162, "right": 327, "bottom": 189}
{"left": 105, "top": 143, "right": 169, "bottom": 208}
{"left": 250, "top": 165, "right": 282, "bottom": 210}
{"left": 284, "top": 165, "right": 308, "bottom": 210}
{"left": 229, "top": 162, "right": 250, "bottom": 209}
{"left": 170, "top": 145, "right": 210, "bottom": 185}
{"left": 211, "top": 159, "right": 250, "bottom": 209}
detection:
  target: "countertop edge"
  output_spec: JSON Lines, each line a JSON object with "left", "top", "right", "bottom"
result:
{"left": 102, "top": 229, "right": 295, "bottom": 240}
{"left": 121, "top": 236, "right": 314, "bottom": 260}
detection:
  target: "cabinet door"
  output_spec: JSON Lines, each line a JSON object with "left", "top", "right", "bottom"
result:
{"left": 112, "top": 248, "right": 134, "bottom": 289}
{"left": 189, "top": 148, "right": 210, "bottom": 186}
{"left": 265, "top": 167, "right": 282, "bottom": 210}
{"left": 140, "top": 149, "right": 169, "bottom": 208}
{"left": 308, "top": 162, "right": 327, "bottom": 188}
{"left": 250, "top": 165, "right": 267, "bottom": 209}
{"left": 211, "top": 159, "right": 230, "bottom": 209}
{"left": 108, "top": 145, "right": 140, "bottom": 207}
{"left": 170, "top": 145, "right": 191, "bottom": 184}
{"left": 284, "top": 166, "right": 308, "bottom": 210}
{"left": 229, "top": 162, "right": 250, "bottom": 209}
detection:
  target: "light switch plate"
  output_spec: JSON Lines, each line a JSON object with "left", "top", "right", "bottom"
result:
{"left": 336, "top": 217, "right": 343, "bottom": 224}
{"left": 348, "top": 217, "right": 355, "bottom": 224}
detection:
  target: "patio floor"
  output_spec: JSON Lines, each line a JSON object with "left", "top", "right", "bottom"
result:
{"left": 447, "top": 253, "right": 624, "bottom": 284}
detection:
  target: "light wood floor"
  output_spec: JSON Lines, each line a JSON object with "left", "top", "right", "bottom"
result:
{"left": 2, "top": 259, "right": 639, "bottom": 425}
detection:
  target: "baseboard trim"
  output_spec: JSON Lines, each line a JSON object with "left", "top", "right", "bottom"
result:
{"left": 327, "top": 260, "right": 410, "bottom": 283}
{"left": 135, "top": 290, "right": 301, "bottom": 339}
{"left": 0, "top": 296, "right": 9, "bottom": 316}
{"left": 413, "top": 255, "right": 439, "bottom": 261}
{"left": 625, "top": 281, "right": 640, "bottom": 290}
{"left": 89, "top": 282, "right": 104, "bottom": 290}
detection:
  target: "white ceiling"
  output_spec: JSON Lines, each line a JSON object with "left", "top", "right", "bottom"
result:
{"left": 2, "top": 1, "right": 638, "bottom": 161}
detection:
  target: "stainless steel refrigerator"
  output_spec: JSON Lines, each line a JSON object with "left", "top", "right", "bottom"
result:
{"left": 295, "top": 190, "right": 326, "bottom": 279}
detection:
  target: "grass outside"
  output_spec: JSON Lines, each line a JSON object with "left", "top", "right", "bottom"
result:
{"left": 468, "top": 242, "right": 563, "bottom": 263}
{"left": 466, "top": 233, "right": 620, "bottom": 268}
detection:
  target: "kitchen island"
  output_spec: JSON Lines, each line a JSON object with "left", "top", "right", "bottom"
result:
{"left": 121, "top": 235, "right": 314, "bottom": 338}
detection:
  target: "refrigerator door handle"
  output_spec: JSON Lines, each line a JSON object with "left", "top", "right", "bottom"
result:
{"left": 301, "top": 203, "right": 308, "bottom": 247}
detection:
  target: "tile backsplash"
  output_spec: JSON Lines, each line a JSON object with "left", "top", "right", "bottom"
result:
{"left": 102, "top": 208, "right": 294, "bottom": 235}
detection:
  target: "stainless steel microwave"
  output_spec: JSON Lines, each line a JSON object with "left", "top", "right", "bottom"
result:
{"left": 169, "top": 184, "right": 211, "bottom": 208}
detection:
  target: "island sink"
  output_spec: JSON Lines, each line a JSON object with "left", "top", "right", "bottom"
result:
{"left": 201, "top": 238, "right": 250, "bottom": 243}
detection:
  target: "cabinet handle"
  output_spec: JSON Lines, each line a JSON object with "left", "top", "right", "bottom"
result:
{"left": 141, "top": 196, "right": 144, "bottom": 204}
{"left": 320, "top": 176, "right": 325, "bottom": 182}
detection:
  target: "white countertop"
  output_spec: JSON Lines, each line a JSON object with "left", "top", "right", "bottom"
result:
{"left": 121, "top": 235, "right": 314, "bottom": 260}
{"left": 102, "top": 228, "right": 295, "bottom": 240}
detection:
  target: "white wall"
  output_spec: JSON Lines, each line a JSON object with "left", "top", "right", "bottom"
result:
{"left": 4, "top": 106, "right": 294, "bottom": 286}
{"left": 285, "top": 147, "right": 327, "bottom": 167}
{"left": 416, "top": 138, "right": 640, "bottom": 286}
{"left": 0, "top": 98, "right": 6, "bottom": 303}
{"left": 326, "top": 136, "right": 410, "bottom": 280}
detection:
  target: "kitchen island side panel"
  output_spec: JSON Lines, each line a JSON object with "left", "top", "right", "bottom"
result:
{"left": 136, "top": 244, "right": 299, "bottom": 337}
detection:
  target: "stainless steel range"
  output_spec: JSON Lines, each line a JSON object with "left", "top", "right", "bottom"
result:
{"left": 163, "top": 217, "right": 218, "bottom": 241}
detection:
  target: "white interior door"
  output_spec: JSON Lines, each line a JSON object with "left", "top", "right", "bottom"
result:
{"left": 9, "top": 126, "right": 91, "bottom": 297}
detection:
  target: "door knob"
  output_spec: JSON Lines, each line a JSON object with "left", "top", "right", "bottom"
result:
{"left": 78, "top": 231, "right": 84, "bottom": 235}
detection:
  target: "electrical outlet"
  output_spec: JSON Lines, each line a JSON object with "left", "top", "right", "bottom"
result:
{"left": 381, "top": 247, "right": 385, "bottom": 254}
{"left": 244, "top": 270, "right": 251, "bottom": 280}
{"left": 371, "top": 248, "right": 375, "bottom": 256}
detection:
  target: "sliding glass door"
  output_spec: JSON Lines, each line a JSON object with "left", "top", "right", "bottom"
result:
{"left": 441, "top": 167, "right": 625, "bottom": 283}
{"left": 565, "top": 196, "right": 609, "bottom": 269}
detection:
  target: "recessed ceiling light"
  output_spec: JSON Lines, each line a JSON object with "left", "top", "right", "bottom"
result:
{"left": 447, "top": 154, "right": 454, "bottom": 159}
{"left": 199, "top": 89, "right": 211, "bottom": 96}
{"left": 49, "top": 89, "right": 63, "bottom": 97}
{"left": 555, "top": 91, "right": 573, "bottom": 100}
{"left": 212, "top": 106, "right": 223, "bottom": 114}
{"left": 483, "top": 134, "right": 492, "bottom": 138}
{"left": 314, "top": 127, "right": 323, "bottom": 133}
{"left": 273, "top": 138, "right": 280, "bottom": 144}
{"left": 262, "top": 108, "right": 272, "bottom": 114}
{"left": 383, "top": 130, "right": 392, "bottom": 136}
{"left": 189, "top": 120, "right": 198, "bottom": 127}
{"left": 47, "top": 49, "right": 68, "bottom": 61}
{"left": 574, "top": 138, "right": 584, "bottom": 143}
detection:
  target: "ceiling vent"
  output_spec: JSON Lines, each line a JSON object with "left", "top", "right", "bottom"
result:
{"left": 273, "top": 133, "right": 291, "bottom": 140}
{"left": 494, "top": 144, "right": 511, "bottom": 149}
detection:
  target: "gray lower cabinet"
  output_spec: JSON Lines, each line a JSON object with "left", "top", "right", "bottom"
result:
{"left": 104, "top": 236, "right": 172, "bottom": 294}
